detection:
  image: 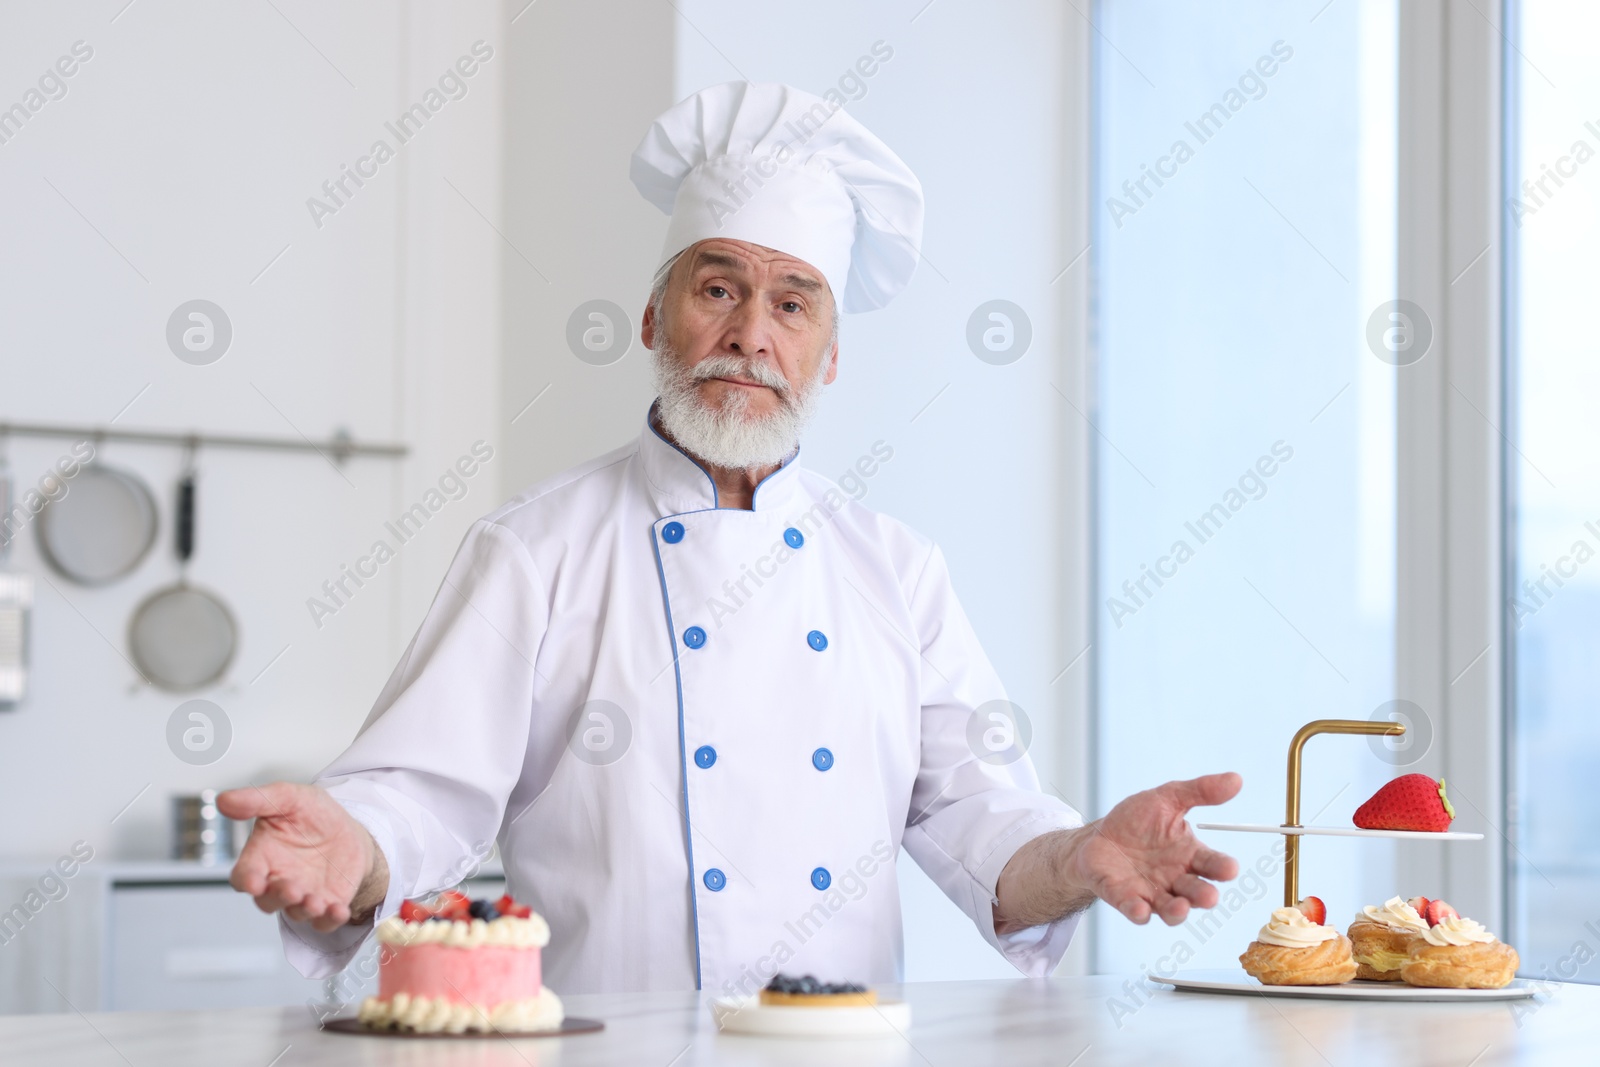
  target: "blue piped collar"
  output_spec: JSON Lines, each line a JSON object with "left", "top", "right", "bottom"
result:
{"left": 639, "top": 403, "right": 804, "bottom": 514}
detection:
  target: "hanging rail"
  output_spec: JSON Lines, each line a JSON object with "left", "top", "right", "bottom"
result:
{"left": 0, "top": 420, "right": 407, "bottom": 462}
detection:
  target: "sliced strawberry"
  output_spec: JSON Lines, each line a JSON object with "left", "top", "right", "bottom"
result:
{"left": 1294, "top": 896, "right": 1326, "bottom": 926}
{"left": 399, "top": 899, "right": 432, "bottom": 923}
{"left": 1353, "top": 775, "right": 1456, "bottom": 832}
{"left": 434, "top": 890, "right": 471, "bottom": 920}
{"left": 1406, "top": 896, "right": 1431, "bottom": 917}
{"left": 495, "top": 893, "right": 531, "bottom": 919}
{"left": 1424, "top": 899, "right": 1459, "bottom": 926}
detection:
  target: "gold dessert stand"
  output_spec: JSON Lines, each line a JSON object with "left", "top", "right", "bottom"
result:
{"left": 1194, "top": 718, "right": 1483, "bottom": 900}
{"left": 1281, "top": 719, "right": 1403, "bottom": 906}
{"left": 1169, "top": 724, "right": 1514, "bottom": 1002}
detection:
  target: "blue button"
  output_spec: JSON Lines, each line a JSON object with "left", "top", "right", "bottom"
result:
{"left": 811, "top": 867, "right": 831, "bottom": 891}
{"left": 784, "top": 527, "right": 805, "bottom": 549}
{"left": 812, "top": 747, "right": 834, "bottom": 771}
{"left": 662, "top": 521, "right": 685, "bottom": 544}
{"left": 807, "top": 630, "right": 828, "bottom": 652}
{"left": 703, "top": 868, "right": 726, "bottom": 891}
{"left": 694, "top": 745, "right": 717, "bottom": 769}
{"left": 683, "top": 626, "right": 707, "bottom": 649}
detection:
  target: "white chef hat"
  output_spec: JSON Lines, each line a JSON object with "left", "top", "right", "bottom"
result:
{"left": 630, "top": 81, "right": 924, "bottom": 314}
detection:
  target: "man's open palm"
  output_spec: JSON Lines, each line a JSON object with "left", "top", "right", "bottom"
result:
{"left": 1068, "top": 772, "right": 1242, "bottom": 926}
{"left": 218, "top": 782, "right": 377, "bottom": 933}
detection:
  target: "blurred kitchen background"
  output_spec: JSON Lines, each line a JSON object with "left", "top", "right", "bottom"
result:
{"left": 0, "top": 0, "right": 1595, "bottom": 1015}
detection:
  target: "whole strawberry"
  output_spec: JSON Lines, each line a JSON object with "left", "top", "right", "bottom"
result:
{"left": 1353, "top": 775, "right": 1455, "bottom": 832}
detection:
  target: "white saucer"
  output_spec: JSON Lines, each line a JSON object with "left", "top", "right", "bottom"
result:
{"left": 1154, "top": 967, "right": 1535, "bottom": 1001}
{"left": 710, "top": 995, "right": 912, "bottom": 1037}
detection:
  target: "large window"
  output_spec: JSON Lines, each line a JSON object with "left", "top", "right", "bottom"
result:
{"left": 1506, "top": 0, "right": 1600, "bottom": 984}
{"left": 1093, "top": 0, "right": 1398, "bottom": 970}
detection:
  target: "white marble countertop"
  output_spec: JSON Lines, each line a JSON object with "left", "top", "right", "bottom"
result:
{"left": 0, "top": 974, "right": 1586, "bottom": 1066}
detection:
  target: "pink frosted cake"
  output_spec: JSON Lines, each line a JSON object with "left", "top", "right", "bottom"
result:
{"left": 358, "top": 892, "right": 563, "bottom": 1033}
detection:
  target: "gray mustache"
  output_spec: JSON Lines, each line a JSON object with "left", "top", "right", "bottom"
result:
{"left": 688, "top": 356, "right": 791, "bottom": 395}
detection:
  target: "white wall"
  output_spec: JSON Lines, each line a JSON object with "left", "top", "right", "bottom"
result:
{"left": 497, "top": 0, "right": 676, "bottom": 488}
{"left": 0, "top": 1, "right": 504, "bottom": 861}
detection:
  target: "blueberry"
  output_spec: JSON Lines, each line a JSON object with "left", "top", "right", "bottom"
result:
{"left": 468, "top": 899, "right": 493, "bottom": 920}
{"left": 765, "top": 972, "right": 867, "bottom": 996}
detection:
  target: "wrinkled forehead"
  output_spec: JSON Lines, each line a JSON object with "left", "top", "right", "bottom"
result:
{"left": 675, "top": 240, "right": 830, "bottom": 299}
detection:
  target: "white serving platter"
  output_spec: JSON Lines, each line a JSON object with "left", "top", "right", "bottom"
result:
{"left": 710, "top": 996, "right": 912, "bottom": 1037}
{"left": 1196, "top": 822, "right": 1484, "bottom": 841}
{"left": 1154, "top": 968, "right": 1533, "bottom": 1002}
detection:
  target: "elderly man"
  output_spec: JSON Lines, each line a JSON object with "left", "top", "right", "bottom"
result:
{"left": 221, "top": 81, "right": 1241, "bottom": 997}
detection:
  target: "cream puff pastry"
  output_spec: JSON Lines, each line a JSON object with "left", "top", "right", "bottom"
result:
{"left": 1401, "top": 916, "right": 1520, "bottom": 989}
{"left": 1240, "top": 907, "right": 1358, "bottom": 986}
{"left": 1347, "top": 897, "right": 1430, "bottom": 981}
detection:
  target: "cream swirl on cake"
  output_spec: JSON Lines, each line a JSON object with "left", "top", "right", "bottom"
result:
{"left": 1420, "top": 916, "right": 1497, "bottom": 947}
{"left": 1255, "top": 906, "right": 1339, "bottom": 948}
{"left": 1356, "top": 896, "right": 1429, "bottom": 934}
{"left": 375, "top": 913, "right": 550, "bottom": 949}
{"left": 358, "top": 989, "right": 564, "bottom": 1034}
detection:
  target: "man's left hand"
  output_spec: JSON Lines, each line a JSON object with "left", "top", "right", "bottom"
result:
{"left": 994, "top": 772, "right": 1242, "bottom": 933}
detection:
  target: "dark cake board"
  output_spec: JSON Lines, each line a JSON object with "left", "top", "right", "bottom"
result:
{"left": 323, "top": 1016, "right": 603, "bottom": 1038}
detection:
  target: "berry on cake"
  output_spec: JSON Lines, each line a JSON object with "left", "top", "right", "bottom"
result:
{"left": 357, "top": 891, "right": 563, "bottom": 1034}
{"left": 759, "top": 973, "right": 877, "bottom": 1008}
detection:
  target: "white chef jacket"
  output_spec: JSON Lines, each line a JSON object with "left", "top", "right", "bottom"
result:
{"left": 283, "top": 409, "right": 1083, "bottom": 996}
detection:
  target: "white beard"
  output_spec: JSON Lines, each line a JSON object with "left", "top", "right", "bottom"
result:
{"left": 650, "top": 340, "right": 829, "bottom": 472}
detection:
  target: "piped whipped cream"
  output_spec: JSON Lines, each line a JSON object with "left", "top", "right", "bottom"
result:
{"left": 1421, "top": 916, "right": 1497, "bottom": 947}
{"left": 1256, "top": 906, "right": 1339, "bottom": 949}
{"left": 376, "top": 914, "right": 550, "bottom": 949}
{"left": 359, "top": 988, "right": 563, "bottom": 1033}
{"left": 1356, "top": 896, "right": 1429, "bottom": 934}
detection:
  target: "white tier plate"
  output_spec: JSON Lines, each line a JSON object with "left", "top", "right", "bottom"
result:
{"left": 710, "top": 996, "right": 912, "bottom": 1037}
{"left": 1196, "top": 822, "right": 1484, "bottom": 840}
{"left": 1155, "top": 968, "right": 1533, "bottom": 1001}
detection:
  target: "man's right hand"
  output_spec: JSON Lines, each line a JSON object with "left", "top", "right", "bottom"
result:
{"left": 218, "top": 782, "right": 389, "bottom": 933}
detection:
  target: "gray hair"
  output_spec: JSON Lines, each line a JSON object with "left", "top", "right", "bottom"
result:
{"left": 648, "top": 251, "right": 840, "bottom": 351}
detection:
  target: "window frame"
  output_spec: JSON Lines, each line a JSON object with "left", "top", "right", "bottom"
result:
{"left": 1072, "top": 0, "right": 1512, "bottom": 974}
{"left": 1392, "top": 0, "right": 1506, "bottom": 931}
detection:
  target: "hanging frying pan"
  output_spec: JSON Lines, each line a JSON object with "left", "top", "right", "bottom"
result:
{"left": 36, "top": 461, "right": 159, "bottom": 585}
{"left": 128, "top": 465, "right": 237, "bottom": 691}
